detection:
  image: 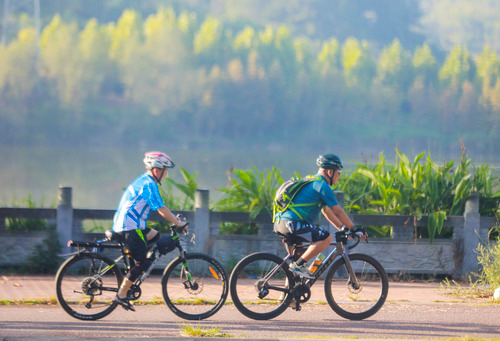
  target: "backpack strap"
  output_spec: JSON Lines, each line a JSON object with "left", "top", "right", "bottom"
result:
{"left": 273, "top": 176, "right": 323, "bottom": 223}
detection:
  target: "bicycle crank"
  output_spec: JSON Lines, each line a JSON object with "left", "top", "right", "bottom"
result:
{"left": 292, "top": 284, "right": 311, "bottom": 303}
{"left": 128, "top": 285, "right": 142, "bottom": 300}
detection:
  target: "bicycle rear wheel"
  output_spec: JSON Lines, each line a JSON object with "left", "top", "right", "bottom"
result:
{"left": 324, "top": 253, "right": 388, "bottom": 320}
{"left": 55, "top": 253, "right": 123, "bottom": 320}
{"left": 229, "top": 252, "right": 294, "bottom": 320}
{"left": 161, "top": 253, "right": 228, "bottom": 320}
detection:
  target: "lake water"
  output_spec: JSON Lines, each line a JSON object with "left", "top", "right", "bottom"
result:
{"left": 0, "top": 146, "right": 329, "bottom": 208}
{"left": 2, "top": 146, "right": 498, "bottom": 209}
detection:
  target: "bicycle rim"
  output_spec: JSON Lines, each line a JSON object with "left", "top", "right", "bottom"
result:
{"left": 55, "top": 253, "right": 122, "bottom": 320}
{"left": 325, "top": 253, "right": 388, "bottom": 320}
{"left": 229, "top": 252, "right": 293, "bottom": 320}
{"left": 161, "top": 253, "right": 228, "bottom": 320}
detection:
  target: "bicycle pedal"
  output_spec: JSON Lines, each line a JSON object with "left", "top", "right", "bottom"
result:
{"left": 292, "top": 302, "right": 302, "bottom": 311}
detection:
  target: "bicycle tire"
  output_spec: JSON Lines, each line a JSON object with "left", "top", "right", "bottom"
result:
{"left": 161, "top": 253, "right": 228, "bottom": 320}
{"left": 229, "top": 252, "right": 294, "bottom": 320}
{"left": 55, "top": 252, "right": 123, "bottom": 320}
{"left": 324, "top": 253, "right": 388, "bottom": 320}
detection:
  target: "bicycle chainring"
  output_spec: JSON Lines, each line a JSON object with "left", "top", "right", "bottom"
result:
{"left": 293, "top": 284, "right": 311, "bottom": 303}
{"left": 128, "top": 285, "right": 142, "bottom": 300}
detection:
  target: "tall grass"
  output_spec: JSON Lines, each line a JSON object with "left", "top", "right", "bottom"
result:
{"left": 4, "top": 194, "right": 52, "bottom": 232}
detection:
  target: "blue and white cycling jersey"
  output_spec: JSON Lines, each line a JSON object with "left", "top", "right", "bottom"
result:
{"left": 113, "top": 173, "right": 165, "bottom": 232}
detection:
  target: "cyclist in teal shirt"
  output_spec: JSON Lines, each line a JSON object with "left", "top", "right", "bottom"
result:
{"left": 274, "top": 154, "right": 366, "bottom": 279}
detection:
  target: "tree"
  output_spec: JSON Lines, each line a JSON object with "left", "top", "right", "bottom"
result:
{"left": 413, "top": 43, "right": 438, "bottom": 85}
{"left": 40, "top": 15, "right": 80, "bottom": 104}
{"left": 375, "top": 38, "right": 414, "bottom": 91}
{"left": 78, "top": 19, "right": 113, "bottom": 100}
{"left": 341, "top": 37, "right": 375, "bottom": 88}
{"left": 439, "top": 45, "right": 476, "bottom": 87}
{"left": 0, "top": 27, "right": 38, "bottom": 100}
{"left": 317, "top": 38, "right": 341, "bottom": 74}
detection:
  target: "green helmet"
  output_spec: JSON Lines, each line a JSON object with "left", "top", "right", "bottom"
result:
{"left": 316, "top": 154, "right": 343, "bottom": 170}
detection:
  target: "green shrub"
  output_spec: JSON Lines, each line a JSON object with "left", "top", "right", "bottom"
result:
{"left": 23, "top": 228, "right": 62, "bottom": 274}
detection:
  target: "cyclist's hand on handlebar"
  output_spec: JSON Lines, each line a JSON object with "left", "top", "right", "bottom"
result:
{"left": 342, "top": 225, "right": 367, "bottom": 240}
{"left": 351, "top": 225, "right": 367, "bottom": 240}
{"left": 174, "top": 214, "right": 189, "bottom": 233}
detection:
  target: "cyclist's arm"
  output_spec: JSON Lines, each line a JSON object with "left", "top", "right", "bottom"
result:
{"left": 322, "top": 205, "right": 355, "bottom": 230}
{"left": 157, "top": 206, "right": 188, "bottom": 231}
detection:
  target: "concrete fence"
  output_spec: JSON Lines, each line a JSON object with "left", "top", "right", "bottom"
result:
{"left": 0, "top": 186, "right": 497, "bottom": 277}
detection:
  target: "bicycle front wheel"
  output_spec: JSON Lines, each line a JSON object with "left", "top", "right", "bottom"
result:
{"left": 161, "top": 253, "right": 228, "bottom": 320}
{"left": 229, "top": 252, "right": 294, "bottom": 320}
{"left": 324, "top": 253, "right": 388, "bottom": 320}
{"left": 55, "top": 253, "right": 123, "bottom": 320}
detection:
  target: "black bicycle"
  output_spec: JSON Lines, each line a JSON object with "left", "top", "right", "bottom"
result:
{"left": 55, "top": 222, "right": 228, "bottom": 321}
{"left": 229, "top": 229, "right": 388, "bottom": 320}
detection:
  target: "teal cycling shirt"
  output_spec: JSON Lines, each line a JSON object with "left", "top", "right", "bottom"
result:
{"left": 113, "top": 173, "right": 165, "bottom": 232}
{"left": 276, "top": 174, "right": 338, "bottom": 224}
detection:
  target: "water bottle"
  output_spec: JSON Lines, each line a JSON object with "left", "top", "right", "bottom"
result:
{"left": 308, "top": 253, "right": 325, "bottom": 273}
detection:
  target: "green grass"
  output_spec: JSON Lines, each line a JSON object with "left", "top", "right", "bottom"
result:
{"left": 179, "top": 324, "right": 232, "bottom": 338}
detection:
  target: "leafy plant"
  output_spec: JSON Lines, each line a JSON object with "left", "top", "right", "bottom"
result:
{"left": 215, "top": 166, "right": 282, "bottom": 219}
{"left": 214, "top": 166, "right": 282, "bottom": 235}
{"left": 338, "top": 149, "right": 500, "bottom": 242}
{"left": 160, "top": 167, "right": 198, "bottom": 211}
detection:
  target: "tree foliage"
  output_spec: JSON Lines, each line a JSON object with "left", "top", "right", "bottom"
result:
{"left": 0, "top": 7, "right": 499, "bottom": 155}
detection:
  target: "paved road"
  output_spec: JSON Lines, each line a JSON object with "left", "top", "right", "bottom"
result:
{"left": 1, "top": 302, "right": 499, "bottom": 340}
{"left": 1, "top": 276, "right": 499, "bottom": 339}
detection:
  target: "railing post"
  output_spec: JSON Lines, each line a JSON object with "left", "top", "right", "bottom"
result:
{"left": 462, "top": 193, "right": 480, "bottom": 275}
{"left": 193, "top": 189, "right": 211, "bottom": 254}
{"left": 57, "top": 186, "right": 73, "bottom": 255}
{"left": 334, "top": 191, "right": 344, "bottom": 208}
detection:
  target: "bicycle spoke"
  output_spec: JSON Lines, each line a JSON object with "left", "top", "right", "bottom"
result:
{"left": 162, "top": 254, "right": 228, "bottom": 320}
{"left": 56, "top": 254, "right": 121, "bottom": 320}
{"left": 325, "top": 254, "right": 388, "bottom": 320}
{"left": 230, "top": 253, "right": 293, "bottom": 320}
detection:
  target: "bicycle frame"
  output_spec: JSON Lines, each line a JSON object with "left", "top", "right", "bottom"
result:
{"left": 262, "top": 232, "right": 360, "bottom": 298}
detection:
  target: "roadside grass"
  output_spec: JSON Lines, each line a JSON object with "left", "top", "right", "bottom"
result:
{"left": 179, "top": 324, "right": 232, "bottom": 338}
{"left": 0, "top": 297, "right": 57, "bottom": 305}
{"left": 440, "top": 234, "right": 500, "bottom": 302}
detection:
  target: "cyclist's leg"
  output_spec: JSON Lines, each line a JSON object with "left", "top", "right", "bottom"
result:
{"left": 275, "top": 220, "right": 331, "bottom": 262}
{"left": 117, "top": 229, "right": 149, "bottom": 300}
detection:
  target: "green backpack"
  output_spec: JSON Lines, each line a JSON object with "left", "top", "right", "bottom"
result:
{"left": 272, "top": 176, "right": 322, "bottom": 222}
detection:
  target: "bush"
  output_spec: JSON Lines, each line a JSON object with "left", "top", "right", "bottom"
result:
{"left": 23, "top": 228, "right": 62, "bottom": 274}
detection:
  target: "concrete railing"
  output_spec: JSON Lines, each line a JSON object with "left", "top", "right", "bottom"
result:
{"left": 0, "top": 186, "right": 497, "bottom": 276}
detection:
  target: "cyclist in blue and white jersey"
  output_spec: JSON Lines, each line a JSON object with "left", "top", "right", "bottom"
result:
{"left": 112, "top": 151, "right": 187, "bottom": 311}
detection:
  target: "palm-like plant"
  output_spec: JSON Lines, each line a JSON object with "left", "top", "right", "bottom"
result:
{"left": 214, "top": 166, "right": 283, "bottom": 219}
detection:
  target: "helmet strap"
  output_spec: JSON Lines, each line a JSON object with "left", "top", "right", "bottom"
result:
{"left": 151, "top": 168, "right": 166, "bottom": 184}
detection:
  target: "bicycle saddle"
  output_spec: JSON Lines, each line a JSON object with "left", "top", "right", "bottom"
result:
{"left": 105, "top": 230, "right": 123, "bottom": 242}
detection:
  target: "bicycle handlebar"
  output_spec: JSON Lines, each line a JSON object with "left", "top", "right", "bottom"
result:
{"left": 335, "top": 228, "right": 368, "bottom": 250}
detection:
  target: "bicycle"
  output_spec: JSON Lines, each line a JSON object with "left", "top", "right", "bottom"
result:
{"left": 55, "top": 222, "right": 228, "bottom": 321}
{"left": 229, "top": 228, "right": 388, "bottom": 320}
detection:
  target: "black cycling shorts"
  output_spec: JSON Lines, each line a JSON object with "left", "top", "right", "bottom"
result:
{"left": 273, "top": 220, "right": 330, "bottom": 243}
{"left": 118, "top": 228, "right": 152, "bottom": 262}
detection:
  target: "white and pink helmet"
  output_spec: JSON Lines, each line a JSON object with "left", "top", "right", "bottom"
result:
{"left": 143, "top": 151, "right": 175, "bottom": 170}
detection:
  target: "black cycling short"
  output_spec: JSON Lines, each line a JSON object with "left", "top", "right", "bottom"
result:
{"left": 273, "top": 220, "right": 330, "bottom": 243}
{"left": 118, "top": 227, "right": 152, "bottom": 262}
